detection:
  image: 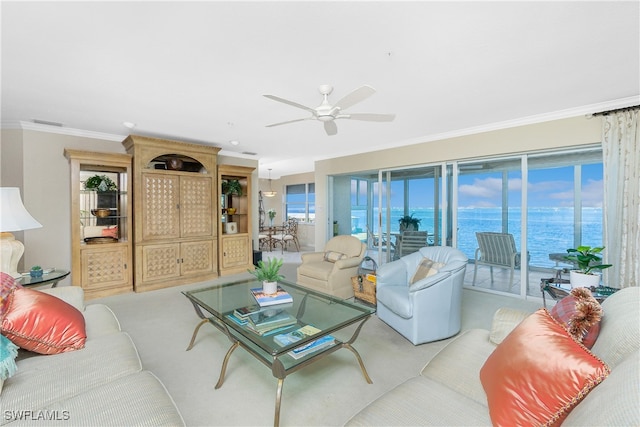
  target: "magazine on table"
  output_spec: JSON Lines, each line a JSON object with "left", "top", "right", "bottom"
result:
{"left": 273, "top": 324, "right": 322, "bottom": 347}
{"left": 250, "top": 286, "right": 293, "bottom": 307}
{"left": 287, "top": 335, "right": 336, "bottom": 359}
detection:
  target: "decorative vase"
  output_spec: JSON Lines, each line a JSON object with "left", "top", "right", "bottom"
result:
{"left": 569, "top": 270, "right": 601, "bottom": 288}
{"left": 262, "top": 280, "right": 278, "bottom": 295}
{"left": 30, "top": 269, "right": 43, "bottom": 278}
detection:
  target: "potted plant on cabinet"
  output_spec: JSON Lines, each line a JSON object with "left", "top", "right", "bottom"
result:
{"left": 249, "top": 257, "right": 284, "bottom": 294}
{"left": 399, "top": 213, "right": 421, "bottom": 231}
{"left": 565, "top": 245, "right": 612, "bottom": 288}
{"left": 84, "top": 175, "right": 117, "bottom": 192}
{"left": 221, "top": 179, "right": 243, "bottom": 197}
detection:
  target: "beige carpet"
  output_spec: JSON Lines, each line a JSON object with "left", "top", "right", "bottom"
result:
{"left": 93, "top": 261, "right": 540, "bottom": 427}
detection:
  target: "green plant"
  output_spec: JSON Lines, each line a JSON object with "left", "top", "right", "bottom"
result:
{"left": 84, "top": 175, "right": 117, "bottom": 192}
{"left": 249, "top": 258, "right": 284, "bottom": 282}
{"left": 30, "top": 265, "right": 42, "bottom": 271}
{"left": 398, "top": 213, "right": 421, "bottom": 230}
{"left": 222, "top": 179, "right": 243, "bottom": 196}
{"left": 565, "top": 246, "right": 612, "bottom": 275}
{"left": 268, "top": 209, "right": 276, "bottom": 221}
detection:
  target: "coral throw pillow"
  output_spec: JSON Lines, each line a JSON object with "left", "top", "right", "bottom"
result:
{"left": 550, "top": 287, "right": 602, "bottom": 349}
{"left": 1, "top": 287, "right": 86, "bottom": 355}
{"left": 480, "top": 309, "right": 610, "bottom": 427}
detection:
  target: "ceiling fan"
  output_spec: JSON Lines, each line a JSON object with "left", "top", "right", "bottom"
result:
{"left": 264, "top": 84, "right": 395, "bottom": 136}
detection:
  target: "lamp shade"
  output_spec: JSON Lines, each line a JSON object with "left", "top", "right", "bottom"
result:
{"left": 0, "top": 188, "right": 42, "bottom": 232}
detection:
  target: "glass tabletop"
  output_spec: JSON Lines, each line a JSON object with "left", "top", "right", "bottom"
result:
{"left": 183, "top": 278, "right": 375, "bottom": 359}
{"left": 20, "top": 269, "right": 70, "bottom": 286}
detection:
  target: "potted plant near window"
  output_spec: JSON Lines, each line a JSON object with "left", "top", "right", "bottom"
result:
{"left": 249, "top": 257, "right": 284, "bottom": 294}
{"left": 565, "top": 246, "right": 612, "bottom": 288}
{"left": 398, "top": 213, "right": 421, "bottom": 231}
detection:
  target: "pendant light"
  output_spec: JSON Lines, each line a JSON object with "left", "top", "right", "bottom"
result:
{"left": 263, "top": 169, "right": 277, "bottom": 197}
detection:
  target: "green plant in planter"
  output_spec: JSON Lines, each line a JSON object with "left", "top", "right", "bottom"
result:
{"left": 249, "top": 258, "right": 284, "bottom": 282}
{"left": 84, "top": 175, "right": 117, "bottom": 192}
{"left": 398, "top": 213, "right": 421, "bottom": 231}
{"left": 565, "top": 246, "right": 612, "bottom": 275}
{"left": 221, "top": 179, "right": 243, "bottom": 196}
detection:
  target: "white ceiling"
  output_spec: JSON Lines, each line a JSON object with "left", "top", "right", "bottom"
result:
{"left": 2, "top": 1, "right": 639, "bottom": 178}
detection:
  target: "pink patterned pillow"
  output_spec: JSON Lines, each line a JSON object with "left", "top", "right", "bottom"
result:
{"left": 1, "top": 273, "right": 22, "bottom": 318}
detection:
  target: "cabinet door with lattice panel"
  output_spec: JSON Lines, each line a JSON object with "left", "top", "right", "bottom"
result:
{"left": 140, "top": 243, "right": 181, "bottom": 283}
{"left": 180, "top": 175, "right": 213, "bottom": 238}
{"left": 221, "top": 235, "right": 250, "bottom": 269}
{"left": 81, "top": 245, "right": 129, "bottom": 293}
{"left": 141, "top": 173, "right": 180, "bottom": 240}
{"left": 181, "top": 240, "right": 215, "bottom": 276}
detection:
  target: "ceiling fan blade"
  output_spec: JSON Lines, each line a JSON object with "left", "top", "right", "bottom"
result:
{"left": 324, "top": 120, "right": 338, "bottom": 136}
{"left": 344, "top": 113, "right": 396, "bottom": 122}
{"left": 333, "top": 85, "right": 376, "bottom": 110}
{"left": 266, "top": 118, "right": 309, "bottom": 127}
{"left": 263, "top": 94, "right": 316, "bottom": 113}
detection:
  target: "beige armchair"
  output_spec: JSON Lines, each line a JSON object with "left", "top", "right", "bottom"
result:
{"left": 296, "top": 235, "right": 367, "bottom": 299}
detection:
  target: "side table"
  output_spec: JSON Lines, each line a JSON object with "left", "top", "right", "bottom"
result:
{"left": 20, "top": 269, "right": 70, "bottom": 288}
{"left": 540, "top": 278, "right": 618, "bottom": 308}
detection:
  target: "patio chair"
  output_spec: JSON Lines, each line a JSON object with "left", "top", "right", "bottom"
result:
{"left": 395, "top": 230, "right": 429, "bottom": 259}
{"left": 366, "top": 225, "right": 395, "bottom": 253}
{"left": 472, "top": 232, "right": 529, "bottom": 287}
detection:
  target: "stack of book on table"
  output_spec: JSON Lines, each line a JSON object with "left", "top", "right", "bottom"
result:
{"left": 245, "top": 307, "right": 297, "bottom": 335}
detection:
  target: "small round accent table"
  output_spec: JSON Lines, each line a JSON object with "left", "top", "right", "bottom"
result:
{"left": 20, "top": 269, "right": 70, "bottom": 288}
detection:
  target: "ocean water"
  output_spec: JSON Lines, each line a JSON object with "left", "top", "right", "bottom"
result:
{"left": 352, "top": 207, "right": 603, "bottom": 268}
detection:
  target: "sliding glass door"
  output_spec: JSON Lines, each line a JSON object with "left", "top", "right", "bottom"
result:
{"left": 339, "top": 145, "right": 604, "bottom": 300}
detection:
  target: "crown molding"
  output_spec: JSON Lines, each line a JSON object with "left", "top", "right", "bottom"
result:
{"left": 366, "top": 95, "right": 640, "bottom": 153}
{"left": 3, "top": 121, "right": 125, "bottom": 142}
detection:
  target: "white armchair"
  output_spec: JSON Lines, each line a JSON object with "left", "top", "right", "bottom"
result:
{"left": 296, "top": 235, "right": 367, "bottom": 299}
{"left": 376, "top": 246, "right": 468, "bottom": 345}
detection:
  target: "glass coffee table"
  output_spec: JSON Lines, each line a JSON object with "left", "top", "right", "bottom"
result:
{"left": 182, "top": 278, "right": 376, "bottom": 426}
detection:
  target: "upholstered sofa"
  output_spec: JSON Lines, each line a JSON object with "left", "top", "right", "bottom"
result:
{"left": 376, "top": 246, "right": 468, "bottom": 345}
{"left": 1, "top": 286, "right": 185, "bottom": 426}
{"left": 346, "top": 286, "right": 639, "bottom": 426}
{"left": 297, "top": 235, "right": 367, "bottom": 299}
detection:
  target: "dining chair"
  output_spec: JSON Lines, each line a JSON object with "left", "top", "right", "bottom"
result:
{"left": 271, "top": 218, "right": 300, "bottom": 254}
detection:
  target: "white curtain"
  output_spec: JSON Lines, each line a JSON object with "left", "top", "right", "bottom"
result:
{"left": 602, "top": 109, "right": 639, "bottom": 288}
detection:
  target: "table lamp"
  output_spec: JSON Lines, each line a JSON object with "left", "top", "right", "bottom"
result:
{"left": 0, "top": 188, "right": 42, "bottom": 279}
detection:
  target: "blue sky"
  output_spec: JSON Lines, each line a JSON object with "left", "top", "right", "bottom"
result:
{"left": 381, "top": 163, "right": 604, "bottom": 208}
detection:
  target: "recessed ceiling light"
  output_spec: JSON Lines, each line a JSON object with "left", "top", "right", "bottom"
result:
{"left": 230, "top": 140, "right": 239, "bottom": 146}
{"left": 122, "top": 121, "right": 136, "bottom": 129}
